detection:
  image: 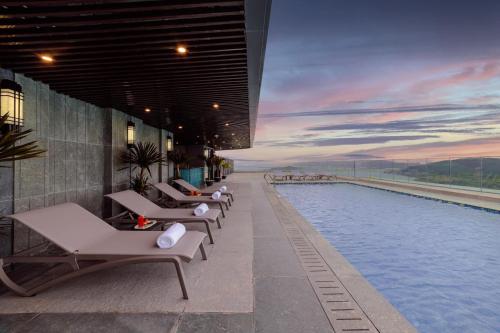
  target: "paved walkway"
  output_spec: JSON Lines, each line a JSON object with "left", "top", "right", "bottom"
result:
{"left": 0, "top": 173, "right": 415, "bottom": 332}
{"left": 345, "top": 177, "right": 500, "bottom": 211}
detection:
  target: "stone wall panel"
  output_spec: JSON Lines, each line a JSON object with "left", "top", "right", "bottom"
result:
{"left": 1, "top": 71, "right": 170, "bottom": 255}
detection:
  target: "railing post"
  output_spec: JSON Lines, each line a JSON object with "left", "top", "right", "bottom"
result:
{"left": 406, "top": 160, "right": 409, "bottom": 182}
{"left": 480, "top": 157, "right": 483, "bottom": 192}
{"left": 449, "top": 157, "right": 452, "bottom": 187}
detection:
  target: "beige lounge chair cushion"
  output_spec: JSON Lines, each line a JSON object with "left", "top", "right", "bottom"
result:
{"left": 9, "top": 203, "right": 116, "bottom": 253}
{"left": 105, "top": 190, "right": 221, "bottom": 221}
{"left": 8, "top": 203, "right": 206, "bottom": 261}
{"left": 174, "top": 179, "right": 234, "bottom": 196}
{"left": 154, "top": 183, "right": 229, "bottom": 203}
{"left": 81, "top": 230, "right": 206, "bottom": 260}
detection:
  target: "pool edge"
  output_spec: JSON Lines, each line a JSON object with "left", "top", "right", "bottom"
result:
{"left": 265, "top": 183, "right": 419, "bottom": 333}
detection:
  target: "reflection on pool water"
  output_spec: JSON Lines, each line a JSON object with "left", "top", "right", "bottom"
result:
{"left": 276, "top": 184, "right": 500, "bottom": 333}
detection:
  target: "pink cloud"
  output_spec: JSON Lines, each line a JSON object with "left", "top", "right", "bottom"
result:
{"left": 411, "top": 62, "right": 500, "bottom": 94}
{"left": 354, "top": 137, "right": 500, "bottom": 160}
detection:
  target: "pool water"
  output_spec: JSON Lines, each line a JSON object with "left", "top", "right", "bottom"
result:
{"left": 276, "top": 184, "right": 500, "bottom": 333}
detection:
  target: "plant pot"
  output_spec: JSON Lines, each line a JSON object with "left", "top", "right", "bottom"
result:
{"left": 214, "top": 177, "right": 222, "bottom": 182}
{"left": 205, "top": 179, "right": 214, "bottom": 187}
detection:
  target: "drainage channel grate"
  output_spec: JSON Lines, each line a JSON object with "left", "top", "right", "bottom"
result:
{"left": 266, "top": 186, "right": 379, "bottom": 333}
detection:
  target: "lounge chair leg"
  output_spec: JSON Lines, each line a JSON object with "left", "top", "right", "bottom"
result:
{"left": 219, "top": 203, "right": 226, "bottom": 218}
{"left": 229, "top": 194, "right": 234, "bottom": 202}
{"left": 203, "top": 221, "right": 214, "bottom": 244}
{"left": 216, "top": 217, "right": 222, "bottom": 229}
{"left": 224, "top": 202, "right": 229, "bottom": 210}
{"left": 0, "top": 258, "right": 30, "bottom": 297}
{"left": 199, "top": 243, "right": 207, "bottom": 260}
{"left": 173, "top": 258, "right": 188, "bottom": 300}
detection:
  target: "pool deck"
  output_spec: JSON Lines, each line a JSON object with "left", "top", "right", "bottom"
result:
{"left": 341, "top": 177, "right": 500, "bottom": 212}
{"left": 0, "top": 173, "right": 416, "bottom": 333}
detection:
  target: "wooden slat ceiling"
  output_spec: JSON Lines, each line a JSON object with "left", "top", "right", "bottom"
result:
{"left": 0, "top": 0, "right": 258, "bottom": 150}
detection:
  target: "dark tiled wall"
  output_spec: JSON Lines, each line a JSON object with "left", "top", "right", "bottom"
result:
{"left": 0, "top": 71, "right": 172, "bottom": 256}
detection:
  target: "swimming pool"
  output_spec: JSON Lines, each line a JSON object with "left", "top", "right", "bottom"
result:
{"left": 276, "top": 183, "right": 500, "bottom": 333}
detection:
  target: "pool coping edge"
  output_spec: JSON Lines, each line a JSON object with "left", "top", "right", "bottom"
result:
{"left": 266, "top": 183, "right": 418, "bottom": 333}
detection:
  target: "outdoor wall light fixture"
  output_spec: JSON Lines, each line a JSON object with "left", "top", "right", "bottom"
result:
{"left": 127, "top": 121, "right": 135, "bottom": 147}
{"left": 0, "top": 80, "right": 24, "bottom": 127}
{"left": 225, "top": 123, "right": 229, "bottom": 126}
{"left": 166, "top": 135, "right": 173, "bottom": 152}
{"left": 144, "top": 107, "right": 151, "bottom": 112}
{"left": 176, "top": 46, "right": 187, "bottom": 55}
{"left": 178, "top": 125, "right": 183, "bottom": 130}
{"left": 39, "top": 54, "right": 54, "bottom": 63}
{"left": 212, "top": 103, "right": 219, "bottom": 109}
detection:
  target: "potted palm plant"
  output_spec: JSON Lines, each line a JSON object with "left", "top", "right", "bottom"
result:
{"left": 205, "top": 155, "right": 215, "bottom": 186}
{"left": 0, "top": 114, "right": 46, "bottom": 164}
{"left": 212, "top": 155, "right": 224, "bottom": 182}
{"left": 221, "top": 160, "right": 231, "bottom": 179}
{"left": 119, "top": 142, "right": 165, "bottom": 195}
{"left": 168, "top": 150, "right": 188, "bottom": 180}
{"left": 0, "top": 113, "right": 46, "bottom": 238}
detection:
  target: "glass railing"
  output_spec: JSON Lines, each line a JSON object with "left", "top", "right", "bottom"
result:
{"left": 270, "top": 156, "right": 500, "bottom": 194}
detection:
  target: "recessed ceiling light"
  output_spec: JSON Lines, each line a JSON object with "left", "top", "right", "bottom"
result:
{"left": 178, "top": 125, "right": 183, "bottom": 129}
{"left": 231, "top": 133, "right": 235, "bottom": 136}
{"left": 144, "top": 108, "right": 151, "bottom": 112}
{"left": 39, "top": 54, "right": 54, "bottom": 63}
{"left": 225, "top": 123, "right": 229, "bottom": 126}
{"left": 212, "top": 103, "right": 219, "bottom": 109}
{"left": 176, "top": 46, "right": 187, "bottom": 54}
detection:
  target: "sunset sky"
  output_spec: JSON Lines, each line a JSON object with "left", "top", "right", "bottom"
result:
{"left": 222, "top": 0, "right": 500, "bottom": 169}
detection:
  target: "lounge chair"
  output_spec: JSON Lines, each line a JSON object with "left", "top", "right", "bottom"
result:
{"left": 106, "top": 190, "right": 221, "bottom": 244}
{"left": 173, "top": 178, "right": 235, "bottom": 203}
{"left": 0, "top": 203, "right": 206, "bottom": 299}
{"left": 153, "top": 183, "right": 230, "bottom": 218}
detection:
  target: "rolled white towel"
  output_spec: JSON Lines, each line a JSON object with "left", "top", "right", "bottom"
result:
{"left": 219, "top": 186, "right": 227, "bottom": 193}
{"left": 194, "top": 203, "right": 209, "bottom": 216}
{"left": 156, "top": 223, "right": 186, "bottom": 249}
{"left": 211, "top": 191, "right": 221, "bottom": 200}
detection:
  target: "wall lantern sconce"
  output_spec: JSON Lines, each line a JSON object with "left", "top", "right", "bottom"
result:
{"left": 204, "top": 147, "right": 212, "bottom": 159}
{"left": 166, "top": 135, "right": 174, "bottom": 152}
{"left": 0, "top": 80, "right": 24, "bottom": 127}
{"left": 127, "top": 121, "right": 135, "bottom": 148}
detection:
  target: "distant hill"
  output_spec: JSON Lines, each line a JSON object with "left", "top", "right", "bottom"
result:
{"left": 267, "top": 158, "right": 500, "bottom": 190}
{"left": 269, "top": 165, "right": 302, "bottom": 173}
{"left": 399, "top": 158, "right": 500, "bottom": 189}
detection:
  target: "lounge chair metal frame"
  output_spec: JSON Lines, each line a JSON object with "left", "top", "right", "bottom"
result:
{"left": 105, "top": 190, "right": 222, "bottom": 244}
{"left": 1, "top": 203, "right": 208, "bottom": 300}
{"left": 0, "top": 247, "right": 206, "bottom": 299}
{"left": 173, "top": 179, "right": 235, "bottom": 204}
{"left": 154, "top": 183, "right": 230, "bottom": 218}
{"left": 108, "top": 207, "right": 220, "bottom": 245}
